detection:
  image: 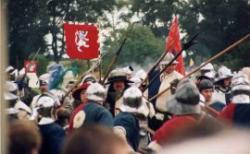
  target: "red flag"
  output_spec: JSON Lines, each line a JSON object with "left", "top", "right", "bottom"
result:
{"left": 24, "top": 60, "right": 37, "bottom": 73}
{"left": 166, "top": 16, "right": 185, "bottom": 75}
{"left": 64, "top": 23, "right": 100, "bottom": 59}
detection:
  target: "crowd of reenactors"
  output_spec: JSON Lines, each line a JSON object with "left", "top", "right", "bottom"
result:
{"left": 5, "top": 53, "right": 250, "bottom": 154}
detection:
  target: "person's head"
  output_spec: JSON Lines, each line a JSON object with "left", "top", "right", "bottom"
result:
{"left": 6, "top": 66, "right": 17, "bottom": 81}
{"left": 122, "top": 86, "right": 143, "bottom": 109}
{"left": 122, "top": 66, "right": 134, "bottom": 79}
{"left": 166, "top": 79, "right": 201, "bottom": 115}
{"left": 113, "top": 81, "right": 126, "bottom": 92}
{"left": 56, "top": 107, "right": 71, "bottom": 128}
{"left": 164, "top": 63, "right": 177, "bottom": 74}
{"left": 63, "top": 125, "right": 131, "bottom": 154}
{"left": 200, "top": 63, "right": 215, "bottom": 74}
{"left": 73, "top": 83, "right": 90, "bottom": 103}
{"left": 8, "top": 120, "right": 41, "bottom": 154}
{"left": 120, "top": 86, "right": 150, "bottom": 118}
{"left": 82, "top": 74, "right": 97, "bottom": 84}
{"left": 160, "top": 53, "right": 178, "bottom": 74}
{"left": 230, "top": 73, "right": 250, "bottom": 104}
{"left": 215, "top": 66, "right": 233, "bottom": 88}
{"left": 66, "top": 80, "right": 75, "bottom": 89}
{"left": 107, "top": 69, "right": 133, "bottom": 92}
{"left": 86, "top": 83, "right": 106, "bottom": 104}
{"left": 223, "top": 78, "right": 232, "bottom": 87}
{"left": 198, "top": 79, "right": 214, "bottom": 103}
{"left": 38, "top": 74, "right": 50, "bottom": 93}
{"left": 36, "top": 95, "right": 56, "bottom": 118}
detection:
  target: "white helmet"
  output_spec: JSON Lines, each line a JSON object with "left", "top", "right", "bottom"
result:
{"left": 5, "top": 66, "right": 15, "bottom": 73}
{"left": 39, "top": 73, "right": 50, "bottom": 85}
{"left": 36, "top": 95, "right": 55, "bottom": 108}
{"left": 86, "top": 83, "right": 106, "bottom": 103}
{"left": 5, "top": 81, "right": 18, "bottom": 92}
{"left": 135, "top": 69, "right": 147, "bottom": 81}
{"left": 231, "top": 73, "right": 250, "bottom": 93}
{"left": 200, "top": 63, "right": 214, "bottom": 71}
{"left": 122, "top": 66, "right": 134, "bottom": 76}
{"left": 14, "top": 100, "right": 32, "bottom": 114}
{"left": 123, "top": 86, "right": 142, "bottom": 108}
{"left": 215, "top": 66, "right": 233, "bottom": 82}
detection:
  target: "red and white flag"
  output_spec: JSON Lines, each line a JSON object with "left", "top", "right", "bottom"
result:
{"left": 64, "top": 23, "right": 100, "bottom": 59}
{"left": 166, "top": 16, "right": 185, "bottom": 75}
{"left": 24, "top": 60, "right": 37, "bottom": 73}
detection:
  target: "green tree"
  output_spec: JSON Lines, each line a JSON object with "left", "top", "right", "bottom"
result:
{"left": 102, "top": 25, "right": 165, "bottom": 71}
{"left": 7, "top": 0, "right": 116, "bottom": 67}
{"left": 177, "top": 0, "right": 250, "bottom": 69}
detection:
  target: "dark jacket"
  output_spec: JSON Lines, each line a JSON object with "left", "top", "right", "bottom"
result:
{"left": 220, "top": 103, "right": 250, "bottom": 128}
{"left": 83, "top": 102, "right": 114, "bottom": 127}
{"left": 39, "top": 123, "right": 65, "bottom": 154}
{"left": 106, "top": 83, "right": 130, "bottom": 116}
{"left": 114, "top": 112, "right": 140, "bottom": 150}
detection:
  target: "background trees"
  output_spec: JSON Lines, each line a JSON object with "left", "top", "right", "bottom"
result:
{"left": 6, "top": 0, "right": 250, "bottom": 73}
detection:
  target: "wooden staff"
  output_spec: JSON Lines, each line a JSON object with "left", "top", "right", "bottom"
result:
{"left": 141, "top": 50, "right": 169, "bottom": 87}
{"left": 100, "top": 23, "right": 136, "bottom": 84}
{"left": 149, "top": 33, "right": 250, "bottom": 102}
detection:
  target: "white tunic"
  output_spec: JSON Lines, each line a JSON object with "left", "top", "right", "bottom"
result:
{"left": 155, "top": 71, "right": 183, "bottom": 112}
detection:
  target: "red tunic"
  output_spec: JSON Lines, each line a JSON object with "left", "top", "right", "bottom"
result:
{"left": 153, "top": 115, "right": 198, "bottom": 145}
{"left": 219, "top": 103, "right": 236, "bottom": 125}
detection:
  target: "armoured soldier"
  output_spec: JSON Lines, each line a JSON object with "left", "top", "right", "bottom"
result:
{"left": 72, "top": 83, "right": 113, "bottom": 129}
{"left": 105, "top": 69, "right": 133, "bottom": 116}
{"left": 149, "top": 53, "right": 183, "bottom": 130}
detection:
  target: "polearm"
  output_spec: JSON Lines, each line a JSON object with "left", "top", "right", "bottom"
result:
{"left": 149, "top": 33, "right": 250, "bottom": 102}
{"left": 140, "top": 45, "right": 172, "bottom": 88}
{"left": 31, "top": 48, "right": 41, "bottom": 61}
{"left": 100, "top": 23, "right": 136, "bottom": 84}
{"left": 62, "top": 61, "right": 100, "bottom": 102}
{"left": 142, "top": 32, "right": 199, "bottom": 92}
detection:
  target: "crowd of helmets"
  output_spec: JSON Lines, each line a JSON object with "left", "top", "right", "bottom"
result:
{"left": 5, "top": 56, "right": 250, "bottom": 154}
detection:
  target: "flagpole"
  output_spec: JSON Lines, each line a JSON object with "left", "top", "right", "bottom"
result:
{"left": 149, "top": 33, "right": 250, "bottom": 102}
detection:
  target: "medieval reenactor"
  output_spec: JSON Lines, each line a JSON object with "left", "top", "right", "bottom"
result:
{"left": 114, "top": 86, "right": 151, "bottom": 151}
{"left": 6, "top": 66, "right": 18, "bottom": 81}
{"left": 30, "top": 73, "right": 60, "bottom": 110}
{"left": 214, "top": 66, "right": 233, "bottom": 104}
{"left": 68, "top": 83, "right": 90, "bottom": 132}
{"left": 148, "top": 79, "right": 202, "bottom": 152}
{"left": 36, "top": 95, "right": 66, "bottom": 154}
{"left": 198, "top": 79, "right": 225, "bottom": 111}
{"left": 149, "top": 78, "right": 223, "bottom": 152}
{"left": 105, "top": 69, "right": 133, "bottom": 116}
{"left": 196, "top": 63, "right": 216, "bottom": 83}
{"left": 4, "top": 81, "right": 32, "bottom": 121}
{"left": 4, "top": 81, "right": 19, "bottom": 121}
{"left": 148, "top": 53, "right": 183, "bottom": 130}
{"left": 71, "top": 83, "right": 113, "bottom": 129}
{"left": 81, "top": 74, "right": 97, "bottom": 84}
{"left": 219, "top": 73, "right": 250, "bottom": 128}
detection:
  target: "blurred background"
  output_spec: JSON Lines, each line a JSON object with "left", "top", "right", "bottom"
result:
{"left": 4, "top": 0, "right": 250, "bottom": 74}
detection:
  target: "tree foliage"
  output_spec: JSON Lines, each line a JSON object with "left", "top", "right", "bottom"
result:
{"left": 102, "top": 25, "right": 164, "bottom": 71}
{"left": 7, "top": 0, "right": 115, "bottom": 67}
{"left": 7, "top": 0, "right": 250, "bottom": 71}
